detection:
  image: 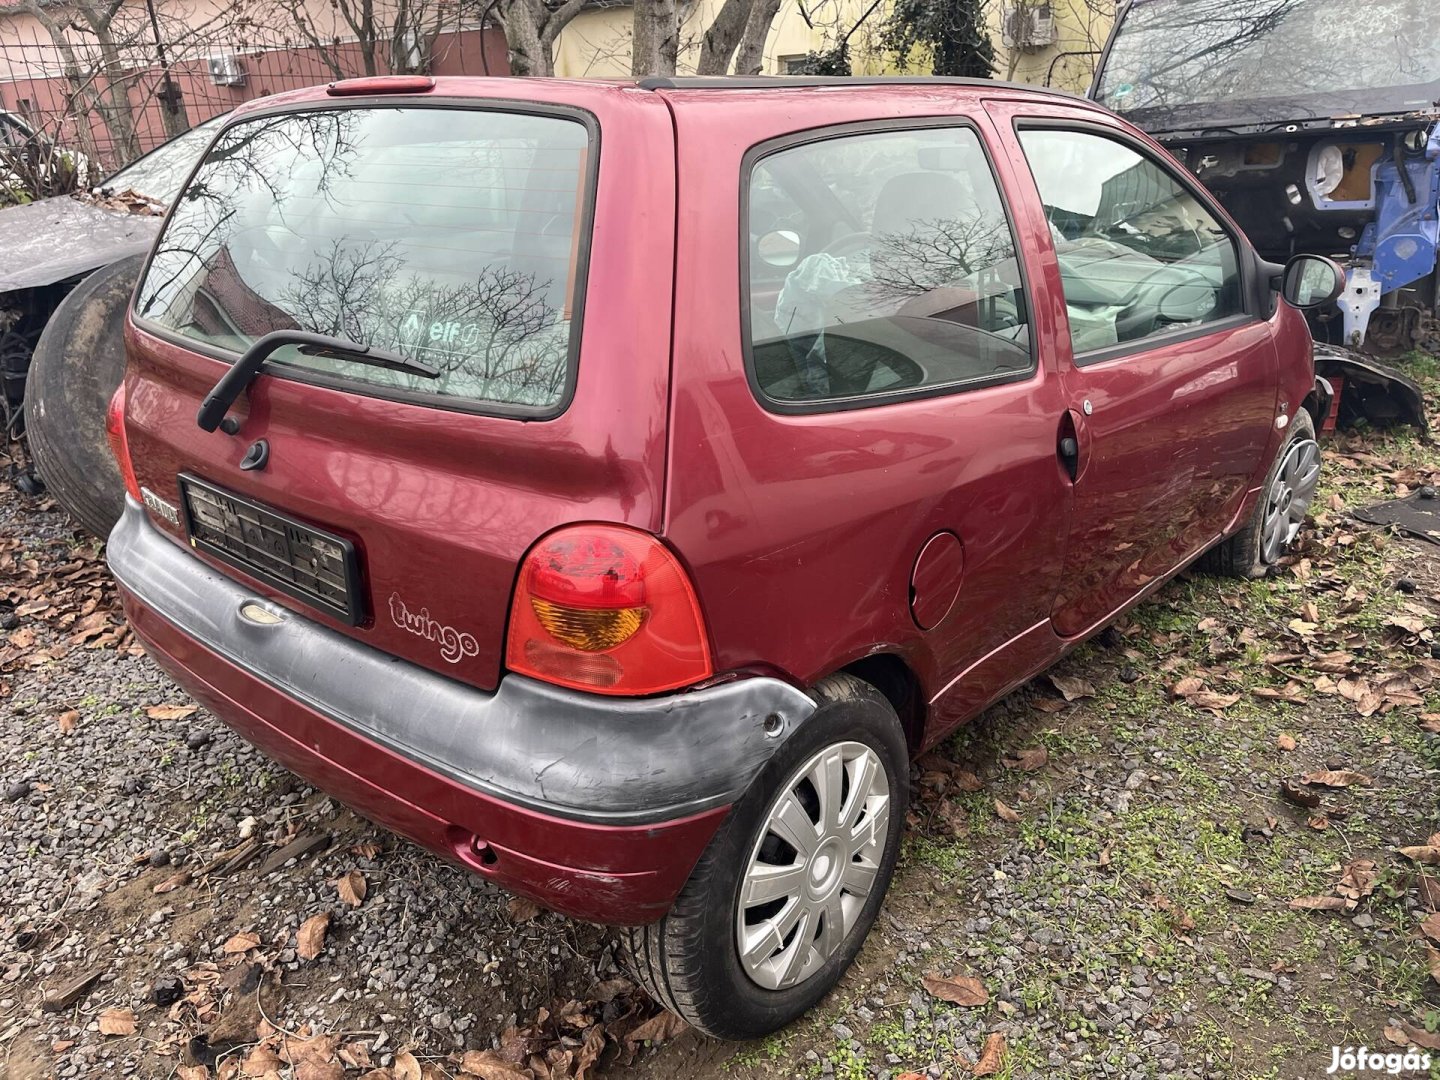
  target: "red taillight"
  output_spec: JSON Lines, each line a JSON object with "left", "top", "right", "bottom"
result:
{"left": 506, "top": 525, "right": 712, "bottom": 696}
{"left": 105, "top": 384, "right": 142, "bottom": 502}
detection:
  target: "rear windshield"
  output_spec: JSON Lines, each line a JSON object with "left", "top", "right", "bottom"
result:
{"left": 1096, "top": 0, "right": 1440, "bottom": 114}
{"left": 135, "top": 106, "right": 592, "bottom": 413}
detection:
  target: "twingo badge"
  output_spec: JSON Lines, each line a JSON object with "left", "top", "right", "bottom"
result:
{"left": 388, "top": 591, "right": 480, "bottom": 664}
{"left": 141, "top": 487, "right": 180, "bottom": 526}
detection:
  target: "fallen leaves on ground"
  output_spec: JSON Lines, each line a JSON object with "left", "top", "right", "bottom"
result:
{"left": 220, "top": 931, "right": 261, "bottom": 955}
{"left": 994, "top": 799, "right": 1021, "bottom": 823}
{"left": 971, "top": 1033, "right": 1007, "bottom": 1076}
{"left": 1276, "top": 733, "right": 1298, "bottom": 751}
{"left": 146, "top": 704, "right": 198, "bottom": 720}
{"left": 97, "top": 1007, "right": 136, "bottom": 1036}
{"left": 921, "top": 973, "right": 988, "bottom": 1007}
{"left": 56, "top": 709, "right": 78, "bottom": 733}
{"left": 1001, "top": 746, "right": 1048, "bottom": 771}
{"left": 507, "top": 896, "right": 542, "bottom": 923}
{"left": 1048, "top": 674, "right": 1095, "bottom": 701}
{"left": 334, "top": 869, "right": 367, "bottom": 907}
{"left": 1398, "top": 846, "right": 1440, "bottom": 866}
{"left": 1302, "top": 769, "right": 1373, "bottom": 788}
{"left": 1279, "top": 777, "right": 1322, "bottom": 809}
{"left": 296, "top": 913, "right": 330, "bottom": 960}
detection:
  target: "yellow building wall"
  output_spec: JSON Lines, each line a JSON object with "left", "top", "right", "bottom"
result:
{"left": 553, "top": 0, "right": 893, "bottom": 78}
{"left": 987, "top": 0, "right": 1114, "bottom": 93}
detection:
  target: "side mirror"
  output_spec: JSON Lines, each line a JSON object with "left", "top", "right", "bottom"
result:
{"left": 1281, "top": 254, "right": 1346, "bottom": 309}
{"left": 756, "top": 230, "right": 801, "bottom": 269}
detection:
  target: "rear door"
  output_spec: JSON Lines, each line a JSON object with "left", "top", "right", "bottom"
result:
{"left": 122, "top": 86, "right": 677, "bottom": 691}
{"left": 987, "top": 101, "right": 1279, "bottom": 638}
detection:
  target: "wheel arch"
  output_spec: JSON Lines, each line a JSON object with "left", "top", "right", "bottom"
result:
{"left": 839, "top": 653, "right": 925, "bottom": 754}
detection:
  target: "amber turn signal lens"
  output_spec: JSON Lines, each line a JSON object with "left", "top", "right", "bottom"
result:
{"left": 530, "top": 597, "right": 645, "bottom": 652}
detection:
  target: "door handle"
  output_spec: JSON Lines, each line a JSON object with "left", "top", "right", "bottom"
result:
{"left": 1058, "top": 409, "right": 1087, "bottom": 484}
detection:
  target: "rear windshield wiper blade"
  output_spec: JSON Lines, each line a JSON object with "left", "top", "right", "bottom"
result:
{"left": 197, "top": 330, "right": 439, "bottom": 433}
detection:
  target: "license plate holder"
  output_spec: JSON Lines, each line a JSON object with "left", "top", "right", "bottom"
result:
{"left": 177, "top": 474, "right": 364, "bottom": 626}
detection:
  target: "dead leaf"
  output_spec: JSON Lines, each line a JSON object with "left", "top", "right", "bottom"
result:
{"left": 334, "top": 870, "right": 366, "bottom": 908}
{"left": 1048, "top": 675, "right": 1095, "bottom": 701}
{"left": 1399, "top": 1023, "right": 1440, "bottom": 1051}
{"left": 627, "top": 1009, "right": 689, "bottom": 1045}
{"left": 146, "top": 704, "right": 198, "bottom": 721}
{"left": 1289, "top": 896, "right": 1348, "bottom": 911}
{"left": 242, "top": 1045, "right": 285, "bottom": 1076}
{"left": 1169, "top": 676, "right": 1204, "bottom": 698}
{"left": 1419, "top": 875, "right": 1440, "bottom": 910}
{"left": 1276, "top": 734, "right": 1297, "bottom": 751}
{"left": 1429, "top": 946, "right": 1440, "bottom": 986}
{"left": 1308, "top": 816, "right": 1330, "bottom": 831}
{"left": 296, "top": 913, "right": 330, "bottom": 960}
{"left": 921, "top": 973, "right": 988, "bottom": 1007}
{"left": 153, "top": 870, "right": 191, "bottom": 894}
{"left": 972, "top": 1033, "right": 1007, "bottom": 1077}
{"left": 296, "top": 1063, "right": 345, "bottom": 1080}
{"left": 1001, "top": 747, "right": 1048, "bottom": 772}
{"left": 56, "top": 710, "right": 78, "bottom": 734}
{"left": 1419, "top": 913, "right": 1440, "bottom": 943}
{"left": 1398, "top": 846, "right": 1440, "bottom": 866}
{"left": 220, "top": 931, "right": 261, "bottom": 955}
{"left": 1385, "top": 1025, "right": 1411, "bottom": 1047}
{"left": 350, "top": 842, "right": 382, "bottom": 859}
{"left": 1187, "top": 691, "right": 1241, "bottom": 711}
{"left": 507, "top": 896, "right": 541, "bottom": 923}
{"left": 994, "top": 799, "right": 1021, "bottom": 823}
{"left": 97, "top": 1007, "right": 136, "bottom": 1036}
{"left": 1279, "top": 777, "right": 1322, "bottom": 808}
{"left": 1301, "top": 770, "right": 1372, "bottom": 788}
{"left": 178, "top": 1066, "right": 210, "bottom": 1080}
{"left": 393, "top": 1051, "right": 422, "bottom": 1080}
{"left": 458, "top": 1051, "right": 530, "bottom": 1080}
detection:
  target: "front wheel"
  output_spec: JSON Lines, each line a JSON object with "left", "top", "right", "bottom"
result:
{"left": 621, "top": 673, "right": 907, "bottom": 1039}
{"left": 1201, "top": 409, "right": 1320, "bottom": 578}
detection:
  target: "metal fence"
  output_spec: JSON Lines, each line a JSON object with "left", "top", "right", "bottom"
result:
{"left": 0, "top": 15, "right": 508, "bottom": 178}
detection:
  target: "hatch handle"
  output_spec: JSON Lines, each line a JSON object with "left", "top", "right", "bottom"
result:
{"left": 196, "top": 330, "right": 440, "bottom": 433}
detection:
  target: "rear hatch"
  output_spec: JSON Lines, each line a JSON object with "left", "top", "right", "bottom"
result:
{"left": 121, "top": 81, "right": 678, "bottom": 691}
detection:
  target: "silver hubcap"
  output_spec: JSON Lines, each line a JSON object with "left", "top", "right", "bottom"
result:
{"left": 1261, "top": 437, "right": 1321, "bottom": 564}
{"left": 736, "top": 741, "right": 890, "bottom": 991}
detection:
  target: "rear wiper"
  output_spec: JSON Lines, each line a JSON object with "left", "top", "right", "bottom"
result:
{"left": 197, "top": 329, "right": 439, "bottom": 433}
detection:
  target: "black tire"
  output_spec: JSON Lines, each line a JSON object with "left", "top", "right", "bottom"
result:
{"left": 1200, "top": 409, "right": 1318, "bottom": 579}
{"left": 621, "top": 672, "right": 908, "bottom": 1039}
{"left": 24, "top": 255, "right": 143, "bottom": 539}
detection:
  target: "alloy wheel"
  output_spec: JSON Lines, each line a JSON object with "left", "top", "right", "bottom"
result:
{"left": 1261, "top": 437, "right": 1321, "bottom": 565}
{"left": 736, "top": 741, "right": 890, "bottom": 991}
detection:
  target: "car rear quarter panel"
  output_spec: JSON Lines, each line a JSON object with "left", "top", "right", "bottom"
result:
{"left": 660, "top": 87, "right": 1076, "bottom": 709}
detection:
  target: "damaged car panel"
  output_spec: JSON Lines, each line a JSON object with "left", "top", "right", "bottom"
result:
{"left": 1092, "top": 0, "right": 1440, "bottom": 353}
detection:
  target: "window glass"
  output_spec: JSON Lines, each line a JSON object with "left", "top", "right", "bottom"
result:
{"left": 102, "top": 115, "right": 226, "bottom": 205}
{"left": 136, "top": 107, "right": 591, "bottom": 412}
{"left": 1017, "top": 128, "right": 1244, "bottom": 356}
{"left": 746, "top": 126, "right": 1031, "bottom": 407}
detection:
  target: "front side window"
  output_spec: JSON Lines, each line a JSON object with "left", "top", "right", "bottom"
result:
{"left": 746, "top": 126, "right": 1032, "bottom": 409}
{"left": 1016, "top": 128, "right": 1244, "bottom": 357}
{"left": 136, "top": 106, "right": 592, "bottom": 413}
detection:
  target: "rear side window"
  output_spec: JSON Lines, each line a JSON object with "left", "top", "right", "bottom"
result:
{"left": 744, "top": 125, "right": 1031, "bottom": 411}
{"left": 135, "top": 106, "right": 593, "bottom": 414}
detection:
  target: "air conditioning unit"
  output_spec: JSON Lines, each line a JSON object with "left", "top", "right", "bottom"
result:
{"left": 1002, "top": 4, "right": 1058, "bottom": 51}
{"left": 207, "top": 54, "right": 246, "bottom": 87}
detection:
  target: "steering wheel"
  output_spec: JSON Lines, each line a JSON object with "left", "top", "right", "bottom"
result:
{"left": 821, "top": 231, "right": 871, "bottom": 258}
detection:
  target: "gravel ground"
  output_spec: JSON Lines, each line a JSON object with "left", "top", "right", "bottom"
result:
{"left": 4, "top": 394, "right": 1440, "bottom": 1080}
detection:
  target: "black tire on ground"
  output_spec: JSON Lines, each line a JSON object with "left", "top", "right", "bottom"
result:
{"left": 1199, "top": 408, "right": 1318, "bottom": 579}
{"left": 24, "top": 254, "right": 144, "bottom": 539}
{"left": 621, "top": 672, "right": 908, "bottom": 1039}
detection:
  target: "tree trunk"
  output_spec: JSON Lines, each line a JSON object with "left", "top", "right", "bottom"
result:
{"left": 496, "top": 0, "right": 550, "bottom": 76}
{"left": 694, "top": 0, "right": 752, "bottom": 74}
{"left": 631, "top": 0, "right": 679, "bottom": 76}
{"left": 732, "top": 0, "right": 781, "bottom": 74}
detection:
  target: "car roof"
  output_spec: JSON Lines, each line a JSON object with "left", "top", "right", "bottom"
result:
{"left": 637, "top": 75, "right": 1083, "bottom": 102}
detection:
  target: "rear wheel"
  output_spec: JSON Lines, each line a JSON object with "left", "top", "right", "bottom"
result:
{"left": 621, "top": 673, "right": 907, "bottom": 1039}
{"left": 25, "top": 255, "right": 143, "bottom": 538}
{"left": 1201, "top": 409, "right": 1320, "bottom": 579}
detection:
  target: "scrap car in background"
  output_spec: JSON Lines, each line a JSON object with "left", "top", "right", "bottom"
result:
{"left": 1091, "top": 0, "right": 1440, "bottom": 358}
{"left": 1, "top": 115, "right": 224, "bottom": 536}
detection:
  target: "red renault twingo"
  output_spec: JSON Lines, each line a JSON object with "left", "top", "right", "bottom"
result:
{"left": 106, "top": 74, "right": 1339, "bottom": 1038}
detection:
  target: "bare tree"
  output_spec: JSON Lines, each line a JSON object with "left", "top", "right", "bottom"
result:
{"left": 265, "top": 0, "right": 462, "bottom": 77}
{"left": 474, "top": 0, "right": 587, "bottom": 76}
{"left": 630, "top": 0, "right": 678, "bottom": 75}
